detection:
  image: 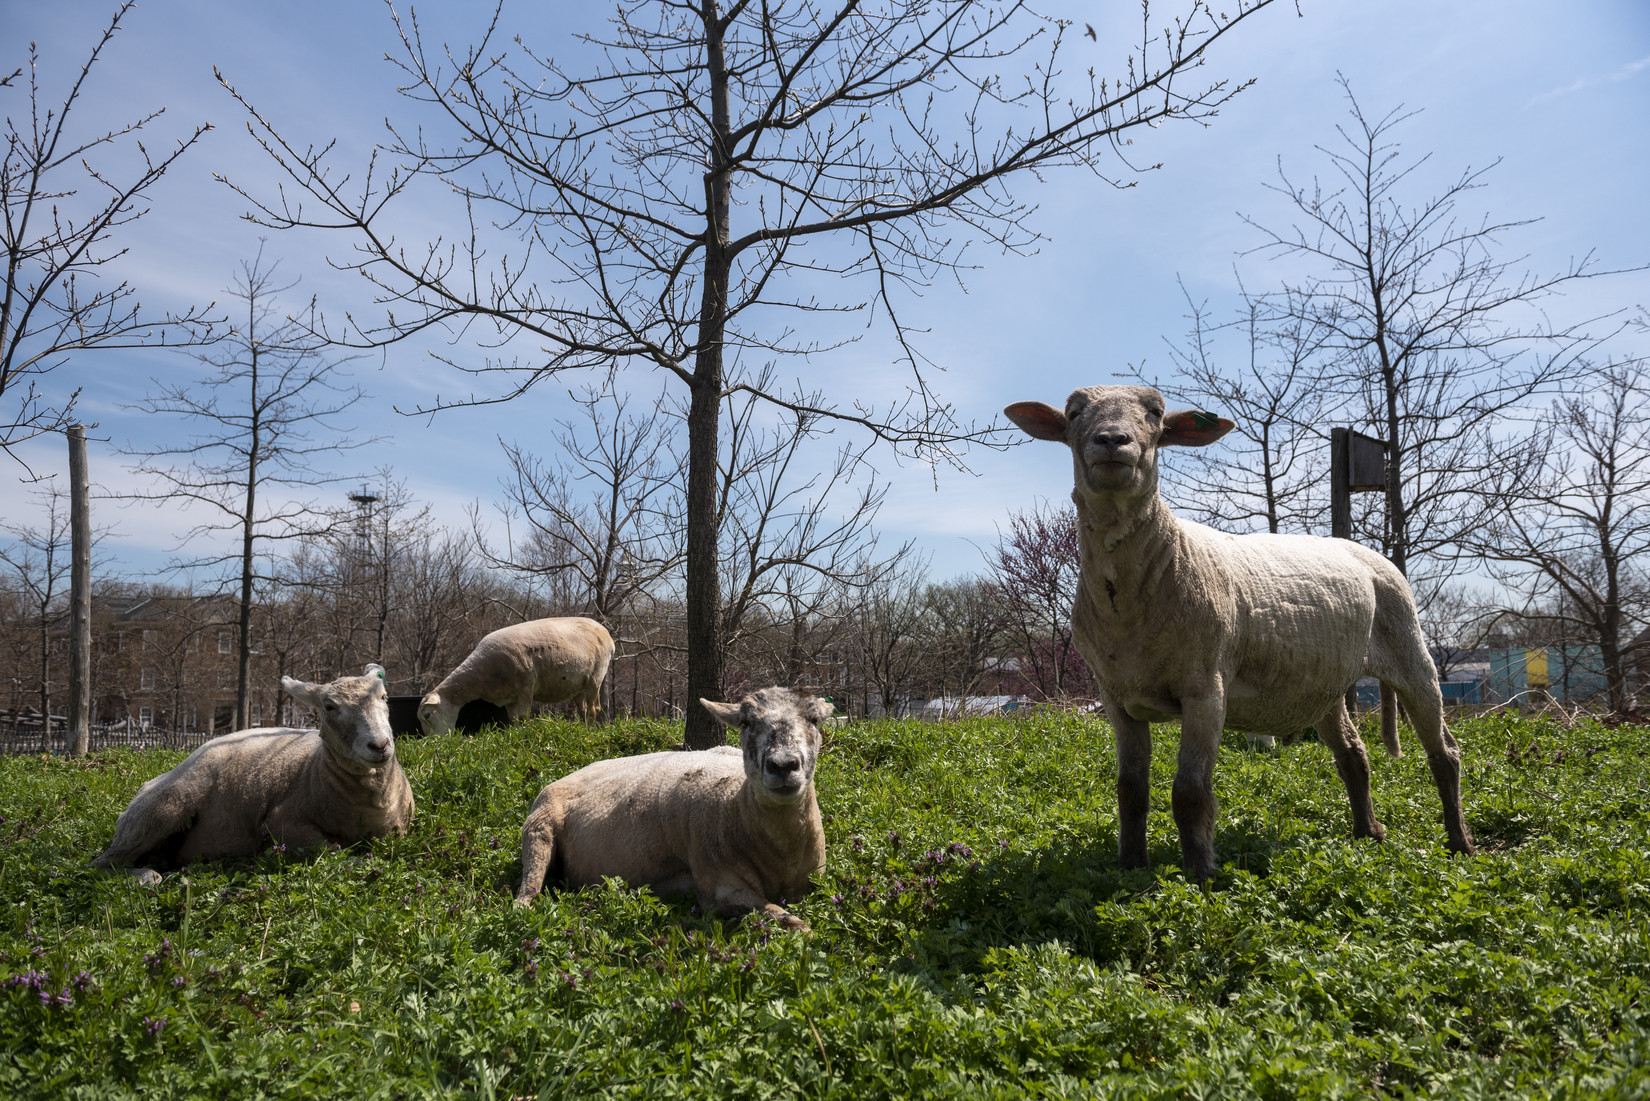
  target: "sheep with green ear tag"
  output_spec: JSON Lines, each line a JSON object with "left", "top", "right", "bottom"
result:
{"left": 93, "top": 664, "right": 414, "bottom": 885}
{"left": 1005, "top": 384, "right": 1473, "bottom": 881}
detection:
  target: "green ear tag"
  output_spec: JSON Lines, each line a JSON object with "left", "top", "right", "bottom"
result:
{"left": 375, "top": 669, "right": 386, "bottom": 682}
{"left": 1191, "top": 410, "right": 1220, "bottom": 428}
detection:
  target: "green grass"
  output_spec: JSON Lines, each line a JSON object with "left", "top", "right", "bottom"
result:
{"left": 3, "top": 710, "right": 1650, "bottom": 1098}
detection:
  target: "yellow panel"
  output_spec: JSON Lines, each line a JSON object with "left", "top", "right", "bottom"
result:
{"left": 1525, "top": 648, "right": 1549, "bottom": 688}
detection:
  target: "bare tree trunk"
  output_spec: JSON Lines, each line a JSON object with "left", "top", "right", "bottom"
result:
{"left": 236, "top": 346, "right": 260, "bottom": 732}
{"left": 67, "top": 425, "right": 91, "bottom": 756}
{"left": 683, "top": 0, "right": 733, "bottom": 750}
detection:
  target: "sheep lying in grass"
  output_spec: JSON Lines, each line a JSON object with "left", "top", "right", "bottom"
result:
{"left": 419, "top": 617, "right": 614, "bottom": 736}
{"left": 93, "top": 665, "right": 414, "bottom": 885}
{"left": 514, "top": 687, "right": 832, "bottom": 931}
{"left": 1005, "top": 385, "right": 1474, "bottom": 880}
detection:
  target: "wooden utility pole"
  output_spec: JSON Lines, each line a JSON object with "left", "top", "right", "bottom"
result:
{"left": 67, "top": 425, "right": 92, "bottom": 757}
{"left": 1331, "top": 427, "right": 1389, "bottom": 715}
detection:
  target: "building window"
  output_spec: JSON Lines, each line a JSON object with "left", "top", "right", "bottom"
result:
{"left": 138, "top": 707, "right": 153, "bottom": 728}
{"left": 217, "top": 669, "right": 234, "bottom": 689}
{"left": 218, "top": 631, "right": 232, "bottom": 654}
{"left": 116, "top": 631, "right": 125, "bottom": 653}
{"left": 251, "top": 702, "right": 262, "bottom": 726}
{"left": 142, "top": 630, "right": 156, "bottom": 652}
{"left": 186, "top": 706, "right": 198, "bottom": 729}
{"left": 140, "top": 667, "right": 156, "bottom": 691}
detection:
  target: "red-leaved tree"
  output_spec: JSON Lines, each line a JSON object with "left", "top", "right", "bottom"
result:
{"left": 988, "top": 504, "right": 1095, "bottom": 701}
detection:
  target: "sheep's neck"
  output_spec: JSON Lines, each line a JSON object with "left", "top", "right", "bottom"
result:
{"left": 740, "top": 784, "right": 821, "bottom": 855}
{"left": 316, "top": 742, "right": 402, "bottom": 807}
{"left": 1074, "top": 493, "right": 1179, "bottom": 625}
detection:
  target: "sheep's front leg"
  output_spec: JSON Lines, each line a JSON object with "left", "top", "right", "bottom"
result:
{"left": 1173, "top": 692, "right": 1226, "bottom": 881}
{"left": 703, "top": 880, "right": 808, "bottom": 932}
{"left": 1109, "top": 701, "right": 1153, "bottom": 871}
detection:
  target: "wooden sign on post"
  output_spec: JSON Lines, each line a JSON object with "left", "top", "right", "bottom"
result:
{"left": 1330, "top": 427, "right": 1388, "bottom": 540}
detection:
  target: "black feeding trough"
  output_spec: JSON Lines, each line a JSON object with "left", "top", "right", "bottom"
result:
{"left": 387, "top": 695, "right": 511, "bottom": 737}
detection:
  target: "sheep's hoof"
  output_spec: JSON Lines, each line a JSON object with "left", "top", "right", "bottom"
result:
{"left": 132, "top": 869, "right": 162, "bottom": 888}
{"left": 777, "top": 913, "right": 810, "bottom": 933}
{"left": 512, "top": 891, "right": 537, "bottom": 909}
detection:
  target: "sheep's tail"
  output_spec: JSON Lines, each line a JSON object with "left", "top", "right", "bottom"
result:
{"left": 1379, "top": 683, "right": 1402, "bottom": 759}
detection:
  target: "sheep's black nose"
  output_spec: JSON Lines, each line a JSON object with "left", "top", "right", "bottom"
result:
{"left": 767, "top": 755, "right": 800, "bottom": 777}
{"left": 1091, "top": 428, "right": 1131, "bottom": 449}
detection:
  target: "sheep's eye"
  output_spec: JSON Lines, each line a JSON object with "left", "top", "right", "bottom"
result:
{"left": 1146, "top": 408, "right": 1163, "bottom": 421}
{"left": 324, "top": 702, "right": 338, "bottom": 712}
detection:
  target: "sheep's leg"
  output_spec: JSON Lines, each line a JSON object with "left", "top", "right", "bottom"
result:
{"left": 1109, "top": 703, "right": 1153, "bottom": 870}
{"left": 705, "top": 882, "right": 807, "bottom": 932}
{"left": 1317, "top": 698, "right": 1385, "bottom": 842}
{"left": 515, "top": 796, "right": 559, "bottom": 907}
{"left": 1172, "top": 693, "right": 1225, "bottom": 881}
{"left": 1391, "top": 679, "right": 1475, "bottom": 856}
{"left": 507, "top": 692, "right": 534, "bottom": 724}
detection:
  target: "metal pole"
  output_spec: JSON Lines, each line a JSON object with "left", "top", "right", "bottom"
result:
{"left": 68, "top": 425, "right": 92, "bottom": 757}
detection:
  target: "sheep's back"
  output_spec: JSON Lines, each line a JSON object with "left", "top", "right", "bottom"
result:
{"left": 1179, "top": 525, "right": 1386, "bottom": 734}
{"left": 438, "top": 618, "right": 613, "bottom": 699}
{"left": 545, "top": 747, "right": 744, "bottom": 889}
{"left": 123, "top": 727, "right": 321, "bottom": 862}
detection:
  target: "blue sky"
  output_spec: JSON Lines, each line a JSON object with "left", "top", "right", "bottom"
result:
{"left": 3, "top": 0, "right": 1648, "bottom": 583}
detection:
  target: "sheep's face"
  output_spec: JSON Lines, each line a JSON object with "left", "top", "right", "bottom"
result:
{"left": 283, "top": 664, "right": 396, "bottom": 769}
{"left": 1004, "top": 385, "right": 1234, "bottom": 503}
{"left": 702, "top": 688, "right": 832, "bottom": 805}
{"left": 417, "top": 692, "right": 455, "bottom": 738}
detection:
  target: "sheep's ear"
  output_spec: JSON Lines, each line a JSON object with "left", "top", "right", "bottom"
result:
{"left": 803, "top": 696, "right": 834, "bottom": 725}
{"left": 1161, "top": 409, "right": 1235, "bottom": 447}
{"left": 419, "top": 691, "right": 440, "bottom": 708}
{"left": 282, "top": 676, "right": 322, "bottom": 710}
{"left": 1003, "top": 402, "right": 1069, "bottom": 443}
{"left": 699, "top": 699, "right": 744, "bottom": 728}
{"left": 363, "top": 663, "right": 386, "bottom": 684}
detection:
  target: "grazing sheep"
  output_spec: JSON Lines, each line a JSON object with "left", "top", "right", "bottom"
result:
{"left": 1005, "top": 385, "right": 1474, "bottom": 880}
{"left": 93, "top": 665, "right": 414, "bottom": 885}
{"left": 514, "top": 687, "right": 832, "bottom": 931}
{"left": 419, "top": 617, "right": 614, "bottom": 736}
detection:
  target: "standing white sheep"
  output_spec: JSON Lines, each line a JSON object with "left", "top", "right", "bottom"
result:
{"left": 93, "top": 665, "right": 415, "bottom": 884}
{"left": 1005, "top": 385, "right": 1474, "bottom": 880}
{"left": 514, "top": 686, "right": 833, "bottom": 931}
{"left": 419, "top": 617, "right": 614, "bottom": 736}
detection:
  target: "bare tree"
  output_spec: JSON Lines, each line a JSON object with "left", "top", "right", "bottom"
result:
{"left": 0, "top": 487, "right": 72, "bottom": 735}
{"left": 850, "top": 553, "right": 932, "bottom": 719}
{"left": 1, "top": 1, "right": 217, "bottom": 457}
{"left": 220, "top": 0, "right": 1279, "bottom": 745}
{"left": 1464, "top": 360, "right": 1650, "bottom": 714}
{"left": 483, "top": 386, "right": 683, "bottom": 628}
{"left": 1244, "top": 77, "right": 1630, "bottom": 586}
{"left": 916, "top": 576, "right": 1006, "bottom": 702}
{"left": 120, "top": 248, "right": 370, "bottom": 729}
{"left": 1158, "top": 283, "right": 1332, "bottom": 534}
{"left": 712, "top": 375, "right": 910, "bottom": 671}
